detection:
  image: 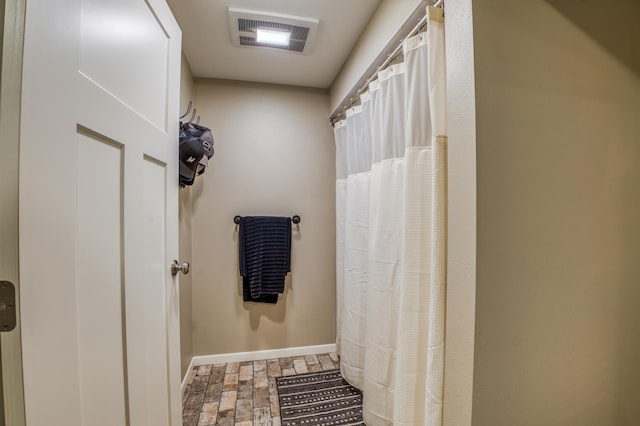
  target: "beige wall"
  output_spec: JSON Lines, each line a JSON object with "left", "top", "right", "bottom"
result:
{"left": 472, "top": 1, "right": 640, "bottom": 425}
{"left": 190, "top": 79, "right": 336, "bottom": 356}
{"left": 328, "top": 0, "right": 423, "bottom": 114}
{"left": 179, "top": 54, "right": 194, "bottom": 377}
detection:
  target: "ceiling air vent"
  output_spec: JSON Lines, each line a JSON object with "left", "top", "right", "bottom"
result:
{"left": 229, "top": 8, "right": 319, "bottom": 54}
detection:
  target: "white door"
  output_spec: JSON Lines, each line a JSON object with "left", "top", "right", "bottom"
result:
{"left": 19, "top": 0, "right": 182, "bottom": 425}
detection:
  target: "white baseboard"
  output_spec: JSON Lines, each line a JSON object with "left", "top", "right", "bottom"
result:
{"left": 181, "top": 343, "right": 337, "bottom": 391}
{"left": 181, "top": 356, "right": 196, "bottom": 396}
{"left": 192, "top": 343, "right": 337, "bottom": 367}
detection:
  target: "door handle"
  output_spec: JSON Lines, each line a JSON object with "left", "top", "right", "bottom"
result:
{"left": 171, "top": 260, "right": 190, "bottom": 276}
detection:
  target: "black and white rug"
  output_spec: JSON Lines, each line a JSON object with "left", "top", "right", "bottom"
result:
{"left": 276, "top": 369, "right": 364, "bottom": 425}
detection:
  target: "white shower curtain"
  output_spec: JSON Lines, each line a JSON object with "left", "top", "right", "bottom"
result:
{"left": 334, "top": 7, "right": 447, "bottom": 426}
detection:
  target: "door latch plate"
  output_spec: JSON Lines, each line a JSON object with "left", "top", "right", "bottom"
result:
{"left": 0, "top": 281, "right": 16, "bottom": 332}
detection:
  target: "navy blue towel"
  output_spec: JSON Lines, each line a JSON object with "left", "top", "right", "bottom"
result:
{"left": 239, "top": 216, "right": 292, "bottom": 303}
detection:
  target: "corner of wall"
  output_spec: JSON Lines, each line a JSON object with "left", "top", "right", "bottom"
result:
{"left": 442, "top": 0, "right": 477, "bottom": 425}
{"left": 179, "top": 52, "right": 195, "bottom": 377}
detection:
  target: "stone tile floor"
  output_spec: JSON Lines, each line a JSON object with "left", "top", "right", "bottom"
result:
{"left": 182, "top": 352, "right": 341, "bottom": 426}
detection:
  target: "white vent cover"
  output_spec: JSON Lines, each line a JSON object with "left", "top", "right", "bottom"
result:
{"left": 229, "top": 8, "right": 319, "bottom": 54}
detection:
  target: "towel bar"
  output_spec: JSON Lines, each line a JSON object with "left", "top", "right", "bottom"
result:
{"left": 234, "top": 215, "right": 301, "bottom": 225}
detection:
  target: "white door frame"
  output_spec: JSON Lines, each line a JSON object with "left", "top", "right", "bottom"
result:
{"left": 0, "top": 0, "right": 26, "bottom": 424}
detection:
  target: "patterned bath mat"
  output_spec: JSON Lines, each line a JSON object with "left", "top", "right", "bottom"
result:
{"left": 276, "top": 369, "right": 364, "bottom": 425}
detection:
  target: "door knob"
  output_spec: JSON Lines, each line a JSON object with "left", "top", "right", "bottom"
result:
{"left": 171, "top": 260, "right": 190, "bottom": 276}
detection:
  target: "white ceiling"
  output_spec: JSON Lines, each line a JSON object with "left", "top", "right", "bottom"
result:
{"left": 167, "top": 0, "right": 382, "bottom": 89}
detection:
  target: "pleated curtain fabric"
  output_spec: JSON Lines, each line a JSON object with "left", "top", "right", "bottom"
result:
{"left": 334, "top": 7, "right": 447, "bottom": 426}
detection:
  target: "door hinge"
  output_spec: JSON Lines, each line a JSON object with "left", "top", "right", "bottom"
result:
{"left": 0, "top": 281, "right": 16, "bottom": 332}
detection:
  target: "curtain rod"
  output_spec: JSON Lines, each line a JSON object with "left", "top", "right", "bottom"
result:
{"left": 330, "top": 0, "right": 444, "bottom": 126}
